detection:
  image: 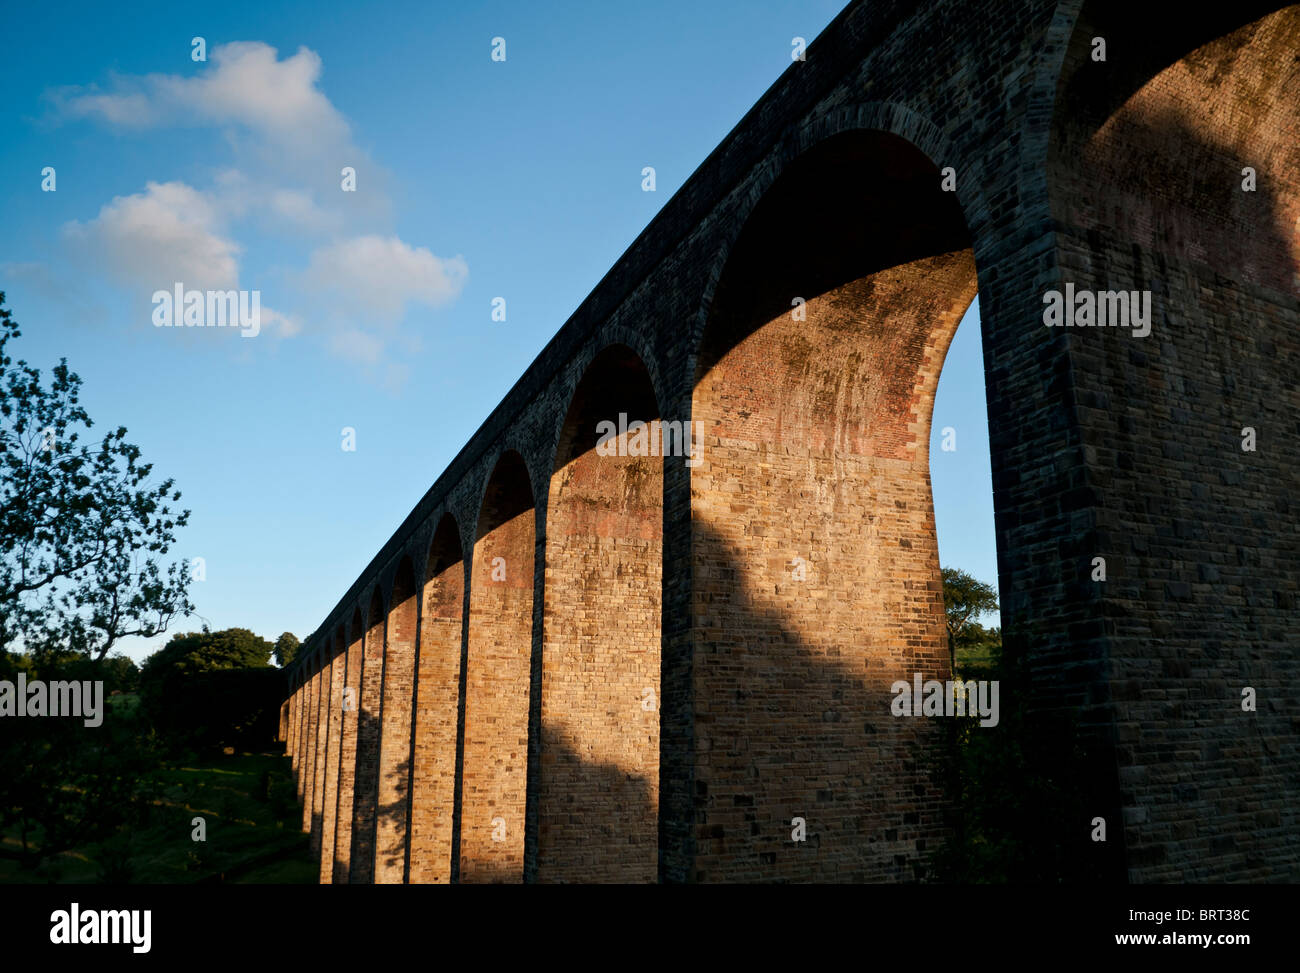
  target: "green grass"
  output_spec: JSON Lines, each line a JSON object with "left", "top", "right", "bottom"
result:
{"left": 0, "top": 749, "right": 316, "bottom": 884}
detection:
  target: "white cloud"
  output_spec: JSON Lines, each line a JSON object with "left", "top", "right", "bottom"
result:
{"left": 45, "top": 42, "right": 459, "bottom": 374}
{"left": 51, "top": 43, "right": 351, "bottom": 156}
{"left": 302, "top": 235, "right": 468, "bottom": 320}
{"left": 62, "top": 181, "right": 240, "bottom": 293}
{"left": 48, "top": 42, "right": 391, "bottom": 230}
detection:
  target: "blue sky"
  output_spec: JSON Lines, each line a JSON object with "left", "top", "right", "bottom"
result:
{"left": 0, "top": 0, "right": 997, "bottom": 663}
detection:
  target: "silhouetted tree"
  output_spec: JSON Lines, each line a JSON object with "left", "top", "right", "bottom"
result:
{"left": 273, "top": 631, "right": 300, "bottom": 668}
{"left": 0, "top": 294, "right": 193, "bottom": 660}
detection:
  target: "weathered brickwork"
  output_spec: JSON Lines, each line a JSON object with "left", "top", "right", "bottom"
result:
{"left": 299, "top": 664, "right": 318, "bottom": 833}
{"left": 284, "top": 0, "right": 1298, "bottom": 883}
{"left": 319, "top": 635, "right": 346, "bottom": 883}
{"left": 375, "top": 561, "right": 417, "bottom": 883}
{"left": 287, "top": 685, "right": 299, "bottom": 787}
{"left": 292, "top": 673, "right": 305, "bottom": 800}
{"left": 310, "top": 648, "right": 331, "bottom": 855}
{"left": 331, "top": 616, "right": 365, "bottom": 882}
{"left": 407, "top": 516, "right": 465, "bottom": 883}
{"left": 461, "top": 452, "right": 534, "bottom": 882}
{"left": 1043, "top": 6, "right": 1300, "bottom": 881}
{"left": 348, "top": 593, "right": 386, "bottom": 882}
{"left": 538, "top": 346, "right": 663, "bottom": 882}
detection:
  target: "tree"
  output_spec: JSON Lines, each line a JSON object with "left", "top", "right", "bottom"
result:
{"left": 273, "top": 631, "right": 300, "bottom": 668}
{"left": 139, "top": 628, "right": 277, "bottom": 752}
{"left": 0, "top": 293, "right": 193, "bottom": 660}
{"left": 941, "top": 566, "right": 999, "bottom": 674}
{"left": 140, "top": 626, "right": 272, "bottom": 681}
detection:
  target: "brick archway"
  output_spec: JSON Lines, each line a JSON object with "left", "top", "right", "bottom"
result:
{"left": 462, "top": 450, "right": 535, "bottom": 882}
{"left": 409, "top": 515, "right": 465, "bottom": 883}
{"left": 538, "top": 344, "right": 664, "bottom": 882}
{"left": 687, "top": 127, "right": 977, "bottom": 882}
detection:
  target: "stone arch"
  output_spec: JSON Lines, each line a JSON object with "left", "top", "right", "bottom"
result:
{"left": 318, "top": 629, "right": 347, "bottom": 882}
{"left": 293, "top": 665, "right": 307, "bottom": 804}
{"left": 685, "top": 102, "right": 970, "bottom": 389}
{"left": 1047, "top": 1, "right": 1299, "bottom": 297}
{"left": 332, "top": 608, "right": 365, "bottom": 883}
{"left": 1040, "top": 1, "right": 1300, "bottom": 882}
{"left": 461, "top": 450, "right": 535, "bottom": 882}
{"left": 311, "top": 644, "right": 333, "bottom": 857}
{"left": 409, "top": 513, "right": 466, "bottom": 883}
{"left": 686, "top": 126, "right": 979, "bottom": 882}
{"left": 289, "top": 670, "right": 302, "bottom": 792}
{"left": 538, "top": 343, "right": 664, "bottom": 882}
{"left": 374, "top": 556, "right": 418, "bottom": 883}
{"left": 299, "top": 650, "right": 320, "bottom": 833}
{"left": 349, "top": 587, "right": 386, "bottom": 883}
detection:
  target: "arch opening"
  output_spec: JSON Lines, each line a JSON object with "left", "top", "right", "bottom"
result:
{"left": 375, "top": 557, "right": 418, "bottom": 883}
{"left": 349, "top": 588, "right": 386, "bottom": 883}
{"left": 409, "top": 515, "right": 466, "bottom": 883}
{"left": 299, "top": 653, "right": 319, "bottom": 833}
{"left": 311, "top": 646, "right": 331, "bottom": 856}
{"left": 462, "top": 450, "right": 535, "bottom": 883}
{"left": 318, "top": 629, "right": 347, "bottom": 883}
{"left": 690, "top": 128, "right": 979, "bottom": 882}
{"left": 539, "top": 345, "right": 663, "bottom": 882}
{"left": 331, "top": 609, "right": 365, "bottom": 882}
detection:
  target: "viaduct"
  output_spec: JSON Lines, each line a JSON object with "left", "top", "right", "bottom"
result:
{"left": 279, "top": 0, "right": 1299, "bottom": 883}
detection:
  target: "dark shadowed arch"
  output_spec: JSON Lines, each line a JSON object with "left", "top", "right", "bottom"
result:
{"left": 1040, "top": 0, "right": 1300, "bottom": 882}
{"left": 349, "top": 588, "right": 386, "bottom": 883}
{"left": 311, "top": 644, "right": 332, "bottom": 856}
{"left": 299, "top": 650, "right": 321, "bottom": 834}
{"left": 318, "top": 628, "right": 347, "bottom": 882}
{"left": 331, "top": 608, "right": 366, "bottom": 883}
{"left": 289, "top": 670, "right": 303, "bottom": 796}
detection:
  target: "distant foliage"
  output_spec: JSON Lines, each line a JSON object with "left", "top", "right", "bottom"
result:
{"left": 139, "top": 627, "right": 279, "bottom": 753}
{"left": 141, "top": 627, "right": 273, "bottom": 679}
